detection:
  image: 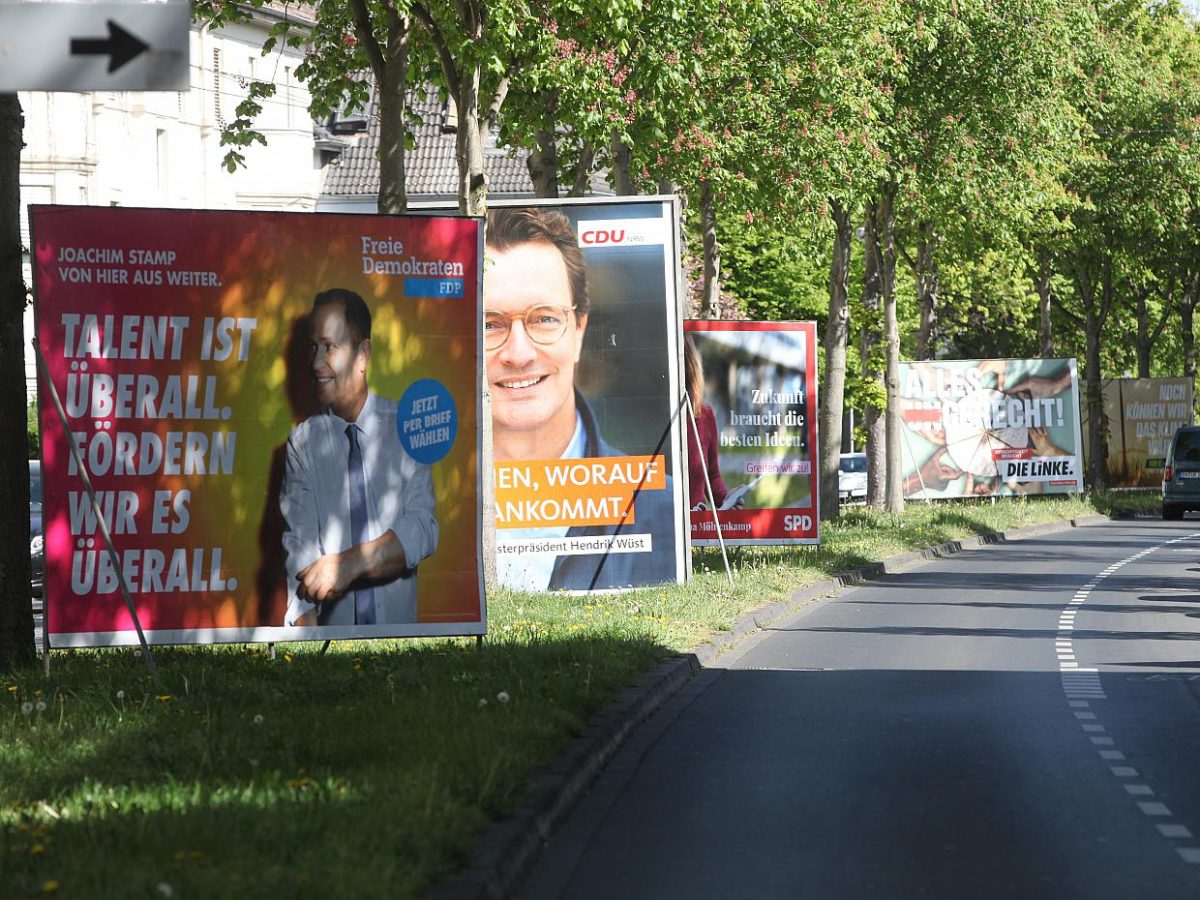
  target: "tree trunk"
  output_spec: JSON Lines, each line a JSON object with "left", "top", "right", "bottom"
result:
{"left": 374, "top": 17, "right": 409, "bottom": 214}
{"left": 914, "top": 221, "right": 938, "bottom": 360}
{"left": 566, "top": 141, "right": 595, "bottom": 197}
{"left": 1035, "top": 251, "right": 1054, "bottom": 357}
{"left": 526, "top": 92, "right": 559, "bottom": 199}
{"left": 0, "top": 94, "right": 35, "bottom": 668}
{"left": 879, "top": 191, "right": 903, "bottom": 514}
{"left": 610, "top": 134, "right": 634, "bottom": 195}
{"left": 1181, "top": 276, "right": 1198, "bottom": 419}
{"left": 820, "top": 201, "right": 853, "bottom": 521}
{"left": 860, "top": 200, "right": 885, "bottom": 508}
{"left": 699, "top": 180, "right": 720, "bottom": 319}
{"left": 1076, "top": 258, "right": 1111, "bottom": 488}
{"left": 455, "top": 70, "right": 487, "bottom": 216}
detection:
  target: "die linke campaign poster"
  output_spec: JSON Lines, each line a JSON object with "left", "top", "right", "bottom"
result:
{"left": 487, "top": 198, "right": 689, "bottom": 592}
{"left": 898, "top": 358, "right": 1085, "bottom": 499}
{"left": 32, "top": 206, "right": 484, "bottom": 647}
{"left": 684, "top": 321, "right": 820, "bottom": 546}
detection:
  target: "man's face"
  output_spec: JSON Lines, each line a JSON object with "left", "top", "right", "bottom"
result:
{"left": 310, "top": 302, "right": 369, "bottom": 420}
{"left": 484, "top": 241, "right": 588, "bottom": 448}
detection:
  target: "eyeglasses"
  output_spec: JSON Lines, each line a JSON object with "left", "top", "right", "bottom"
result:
{"left": 484, "top": 305, "right": 576, "bottom": 351}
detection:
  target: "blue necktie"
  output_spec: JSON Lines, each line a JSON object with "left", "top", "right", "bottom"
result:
{"left": 346, "top": 423, "right": 376, "bottom": 625}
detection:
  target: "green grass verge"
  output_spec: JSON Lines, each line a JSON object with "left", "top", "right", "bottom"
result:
{"left": 2, "top": 493, "right": 1102, "bottom": 898}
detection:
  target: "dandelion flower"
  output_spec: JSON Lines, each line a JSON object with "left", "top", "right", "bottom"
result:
{"left": 253, "top": 714, "right": 264, "bottom": 725}
{"left": 156, "top": 883, "right": 174, "bottom": 898}
{"left": 21, "top": 701, "right": 33, "bottom": 715}
{"left": 42, "top": 880, "right": 60, "bottom": 894}
{"left": 478, "top": 698, "right": 488, "bottom": 707}
{"left": 497, "top": 691, "right": 510, "bottom": 704}
{"left": 116, "top": 690, "right": 125, "bottom": 700}
{"left": 35, "top": 700, "right": 46, "bottom": 712}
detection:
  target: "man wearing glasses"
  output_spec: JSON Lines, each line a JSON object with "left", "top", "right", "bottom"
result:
{"left": 485, "top": 207, "right": 673, "bottom": 591}
{"left": 280, "top": 288, "right": 439, "bottom": 627}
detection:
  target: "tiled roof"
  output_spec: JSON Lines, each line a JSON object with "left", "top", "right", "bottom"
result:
{"left": 320, "top": 90, "right": 534, "bottom": 200}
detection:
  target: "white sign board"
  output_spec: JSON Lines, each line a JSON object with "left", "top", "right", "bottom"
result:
{"left": 0, "top": 1, "right": 189, "bottom": 91}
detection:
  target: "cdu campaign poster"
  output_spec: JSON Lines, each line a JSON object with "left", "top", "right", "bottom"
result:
{"left": 485, "top": 198, "right": 689, "bottom": 592}
{"left": 898, "top": 357, "right": 1084, "bottom": 499}
{"left": 684, "top": 321, "right": 820, "bottom": 546}
{"left": 32, "top": 206, "right": 484, "bottom": 647}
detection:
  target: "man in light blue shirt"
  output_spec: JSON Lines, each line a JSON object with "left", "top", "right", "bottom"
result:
{"left": 281, "top": 288, "right": 438, "bottom": 627}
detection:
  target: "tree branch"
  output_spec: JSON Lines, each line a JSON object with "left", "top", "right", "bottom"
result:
{"left": 412, "top": 3, "right": 461, "bottom": 99}
{"left": 348, "top": 0, "right": 386, "bottom": 81}
{"left": 486, "top": 75, "right": 510, "bottom": 132}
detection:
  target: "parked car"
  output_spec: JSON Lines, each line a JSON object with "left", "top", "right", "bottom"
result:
{"left": 839, "top": 452, "right": 867, "bottom": 502}
{"left": 1162, "top": 425, "right": 1200, "bottom": 520}
{"left": 29, "top": 460, "right": 44, "bottom": 597}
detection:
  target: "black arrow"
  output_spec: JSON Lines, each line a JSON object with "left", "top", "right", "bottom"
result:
{"left": 70, "top": 20, "right": 150, "bottom": 74}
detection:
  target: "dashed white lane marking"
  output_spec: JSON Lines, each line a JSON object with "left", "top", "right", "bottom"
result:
{"left": 1059, "top": 531, "right": 1200, "bottom": 865}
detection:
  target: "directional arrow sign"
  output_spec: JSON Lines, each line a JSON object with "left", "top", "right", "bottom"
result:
{"left": 70, "top": 20, "right": 150, "bottom": 75}
{"left": 0, "top": 2, "right": 189, "bottom": 92}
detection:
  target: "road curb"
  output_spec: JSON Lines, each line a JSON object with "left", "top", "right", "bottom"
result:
{"left": 431, "top": 513, "right": 1110, "bottom": 899}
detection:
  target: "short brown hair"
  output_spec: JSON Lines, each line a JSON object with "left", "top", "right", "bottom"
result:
{"left": 312, "top": 288, "right": 372, "bottom": 346}
{"left": 485, "top": 207, "right": 590, "bottom": 317}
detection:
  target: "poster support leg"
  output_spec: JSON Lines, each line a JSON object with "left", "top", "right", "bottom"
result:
{"left": 319, "top": 640, "right": 331, "bottom": 656}
{"left": 475, "top": 635, "right": 483, "bottom": 652}
{"left": 268, "top": 643, "right": 276, "bottom": 661}
{"left": 685, "top": 394, "right": 733, "bottom": 587}
{"left": 33, "top": 339, "right": 161, "bottom": 685}
{"left": 585, "top": 391, "right": 689, "bottom": 593}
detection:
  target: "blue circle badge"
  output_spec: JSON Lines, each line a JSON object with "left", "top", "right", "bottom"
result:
{"left": 398, "top": 379, "right": 458, "bottom": 464}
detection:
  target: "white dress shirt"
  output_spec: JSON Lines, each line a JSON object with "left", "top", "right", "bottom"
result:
{"left": 281, "top": 391, "right": 438, "bottom": 625}
{"left": 495, "top": 413, "right": 584, "bottom": 591}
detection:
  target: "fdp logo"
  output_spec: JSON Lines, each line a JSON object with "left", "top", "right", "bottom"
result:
{"left": 576, "top": 218, "right": 668, "bottom": 249}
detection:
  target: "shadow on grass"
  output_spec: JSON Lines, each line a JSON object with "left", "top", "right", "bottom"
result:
{"left": 2, "top": 633, "right": 672, "bottom": 899}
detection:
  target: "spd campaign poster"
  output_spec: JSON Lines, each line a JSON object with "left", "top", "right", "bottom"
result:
{"left": 1095, "top": 378, "right": 1193, "bottom": 487}
{"left": 32, "top": 206, "right": 484, "bottom": 647}
{"left": 684, "top": 321, "right": 819, "bottom": 546}
{"left": 486, "top": 198, "right": 688, "bottom": 592}
{"left": 898, "top": 358, "right": 1084, "bottom": 498}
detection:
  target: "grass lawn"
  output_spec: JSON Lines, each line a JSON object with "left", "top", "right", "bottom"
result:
{"left": 1, "top": 494, "right": 1127, "bottom": 897}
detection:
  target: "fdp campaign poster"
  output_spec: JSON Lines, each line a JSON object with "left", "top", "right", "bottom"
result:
{"left": 486, "top": 198, "right": 688, "bottom": 592}
{"left": 898, "top": 358, "right": 1084, "bottom": 498}
{"left": 1097, "top": 377, "right": 1193, "bottom": 487}
{"left": 684, "top": 321, "right": 819, "bottom": 545}
{"left": 32, "top": 206, "right": 484, "bottom": 647}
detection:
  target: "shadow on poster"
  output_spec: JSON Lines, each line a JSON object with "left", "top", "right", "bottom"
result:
{"left": 32, "top": 206, "right": 483, "bottom": 647}
{"left": 684, "top": 320, "right": 820, "bottom": 545}
{"left": 486, "top": 198, "right": 688, "bottom": 591}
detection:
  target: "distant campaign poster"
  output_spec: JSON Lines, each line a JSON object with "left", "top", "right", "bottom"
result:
{"left": 684, "top": 321, "right": 819, "bottom": 546}
{"left": 487, "top": 198, "right": 688, "bottom": 592}
{"left": 1098, "top": 377, "right": 1193, "bottom": 487}
{"left": 898, "top": 358, "right": 1084, "bottom": 498}
{"left": 32, "top": 206, "right": 484, "bottom": 647}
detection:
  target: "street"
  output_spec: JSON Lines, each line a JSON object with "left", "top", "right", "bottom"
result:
{"left": 519, "top": 520, "right": 1200, "bottom": 898}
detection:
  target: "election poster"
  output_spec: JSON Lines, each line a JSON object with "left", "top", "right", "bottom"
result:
{"left": 898, "top": 358, "right": 1084, "bottom": 498}
{"left": 1095, "top": 377, "right": 1193, "bottom": 487}
{"left": 684, "top": 321, "right": 819, "bottom": 546}
{"left": 32, "top": 206, "right": 484, "bottom": 647}
{"left": 486, "top": 198, "right": 689, "bottom": 592}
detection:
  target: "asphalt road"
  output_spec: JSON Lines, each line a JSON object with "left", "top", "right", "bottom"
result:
{"left": 518, "top": 519, "right": 1200, "bottom": 899}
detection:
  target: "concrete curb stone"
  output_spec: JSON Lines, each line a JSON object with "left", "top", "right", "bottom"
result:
{"left": 431, "top": 513, "right": 1111, "bottom": 899}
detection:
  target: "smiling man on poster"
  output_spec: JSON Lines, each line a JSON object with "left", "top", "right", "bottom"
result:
{"left": 281, "top": 288, "right": 438, "bottom": 626}
{"left": 486, "top": 207, "right": 674, "bottom": 592}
